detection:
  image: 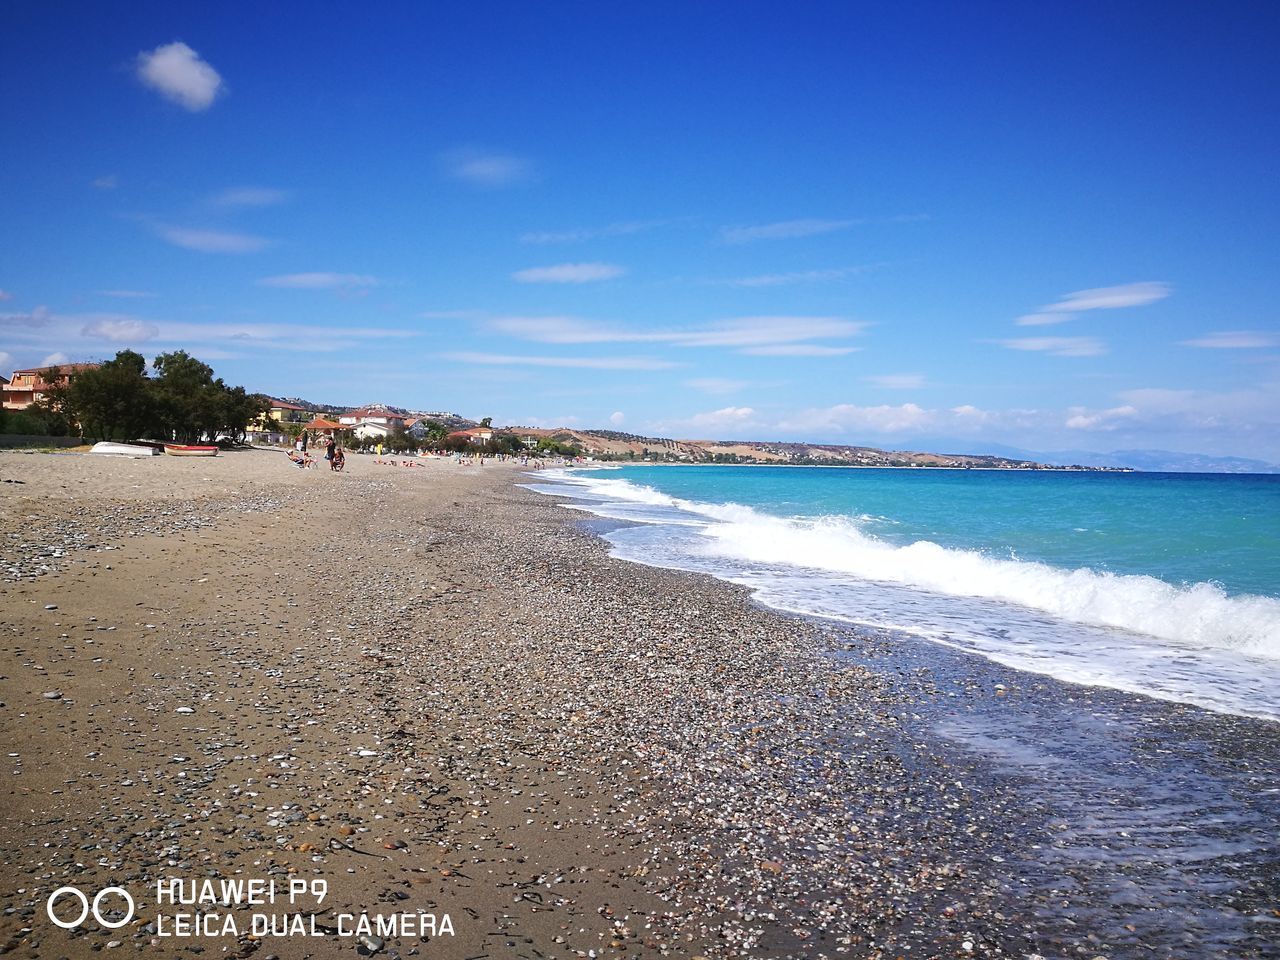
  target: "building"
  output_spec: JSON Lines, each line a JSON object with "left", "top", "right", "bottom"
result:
{"left": 447, "top": 427, "right": 495, "bottom": 446}
{"left": 2, "top": 363, "right": 100, "bottom": 411}
{"left": 246, "top": 398, "right": 314, "bottom": 444}
{"left": 339, "top": 406, "right": 408, "bottom": 440}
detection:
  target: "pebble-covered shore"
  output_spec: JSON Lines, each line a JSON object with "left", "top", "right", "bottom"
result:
{"left": 2, "top": 450, "right": 1275, "bottom": 960}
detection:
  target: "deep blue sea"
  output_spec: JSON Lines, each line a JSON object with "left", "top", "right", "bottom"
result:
{"left": 527, "top": 465, "right": 1280, "bottom": 721}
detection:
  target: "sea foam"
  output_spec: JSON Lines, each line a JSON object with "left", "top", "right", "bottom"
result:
{"left": 530, "top": 469, "right": 1280, "bottom": 720}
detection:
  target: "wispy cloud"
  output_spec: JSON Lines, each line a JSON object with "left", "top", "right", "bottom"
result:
{"left": 656, "top": 406, "right": 761, "bottom": 435}
{"left": 211, "top": 187, "right": 289, "bottom": 208}
{"left": 0, "top": 310, "right": 417, "bottom": 359}
{"left": 866, "top": 373, "right": 926, "bottom": 389}
{"left": 82, "top": 318, "right": 160, "bottom": 342}
{"left": 778, "top": 402, "right": 936, "bottom": 435}
{"left": 420, "top": 309, "right": 484, "bottom": 320}
{"left": 741, "top": 344, "right": 861, "bottom": 357}
{"left": 442, "top": 351, "right": 677, "bottom": 371}
{"left": 995, "top": 336, "right": 1107, "bottom": 357}
{"left": 97, "top": 289, "right": 157, "bottom": 299}
{"left": 157, "top": 225, "right": 269, "bottom": 253}
{"left": 0, "top": 290, "right": 11, "bottom": 301}
{"left": 1016, "top": 282, "right": 1171, "bottom": 325}
{"left": 491, "top": 315, "right": 866, "bottom": 353}
{"left": 512, "top": 262, "right": 625, "bottom": 284}
{"left": 686, "top": 373, "right": 773, "bottom": 391}
{"left": 1064, "top": 405, "right": 1139, "bottom": 430}
{"left": 91, "top": 174, "right": 119, "bottom": 190}
{"left": 441, "top": 148, "right": 531, "bottom": 188}
{"left": 721, "top": 218, "right": 857, "bottom": 244}
{"left": 1051, "top": 282, "right": 1171, "bottom": 311}
{"left": 520, "top": 219, "right": 674, "bottom": 244}
{"left": 726, "top": 265, "right": 879, "bottom": 287}
{"left": 259, "top": 272, "right": 378, "bottom": 290}
{"left": 0, "top": 305, "right": 51, "bottom": 326}
{"left": 1014, "top": 312, "right": 1074, "bottom": 327}
{"left": 1179, "top": 330, "right": 1278, "bottom": 349}
{"left": 136, "top": 41, "right": 224, "bottom": 111}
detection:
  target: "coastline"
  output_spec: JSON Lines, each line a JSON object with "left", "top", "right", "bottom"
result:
{"left": 2, "top": 450, "right": 1276, "bottom": 959}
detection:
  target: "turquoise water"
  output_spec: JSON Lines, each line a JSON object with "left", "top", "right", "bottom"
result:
{"left": 578, "top": 467, "right": 1280, "bottom": 594}
{"left": 527, "top": 466, "right": 1280, "bottom": 720}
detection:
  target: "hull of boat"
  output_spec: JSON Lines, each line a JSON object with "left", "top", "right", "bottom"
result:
{"left": 90, "top": 442, "right": 160, "bottom": 457}
{"left": 163, "top": 444, "right": 219, "bottom": 457}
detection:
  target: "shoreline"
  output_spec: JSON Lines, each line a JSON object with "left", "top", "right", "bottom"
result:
{"left": 2, "top": 450, "right": 1277, "bottom": 959}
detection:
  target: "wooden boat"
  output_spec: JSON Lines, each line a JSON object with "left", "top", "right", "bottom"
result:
{"left": 163, "top": 444, "right": 219, "bottom": 457}
{"left": 90, "top": 441, "right": 160, "bottom": 457}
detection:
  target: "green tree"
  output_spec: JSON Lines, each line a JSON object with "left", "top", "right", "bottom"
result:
{"left": 61, "top": 351, "right": 151, "bottom": 440}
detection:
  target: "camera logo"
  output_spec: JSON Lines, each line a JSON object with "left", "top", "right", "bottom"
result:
{"left": 46, "top": 886, "right": 135, "bottom": 929}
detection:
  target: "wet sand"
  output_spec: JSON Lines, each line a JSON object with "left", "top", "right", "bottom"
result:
{"left": 1, "top": 449, "right": 1276, "bottom": 959}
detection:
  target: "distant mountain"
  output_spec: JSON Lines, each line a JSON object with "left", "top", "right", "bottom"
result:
{"left": 956, "top": 443, "right": 1280, "bottom": 474}
{"left": 506, "top": 427, "right": 1125, "bottom": 471}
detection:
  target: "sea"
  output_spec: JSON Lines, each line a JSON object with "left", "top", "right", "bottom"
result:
{"left": 525, "top": 465, "right": 1280, "bottom": 723}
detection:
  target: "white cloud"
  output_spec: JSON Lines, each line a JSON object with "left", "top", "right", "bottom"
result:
{"left": 41, "top": 352, "right": 69, "bottom": 366}
{"left": 0, "top": 351, "right": 11, "bottom": 371}
{"left": 1179, "top": 330, "right": 1279, "bottom": 349}
{"left": 442, "top": 352, "right": 677, "bottom": 371}
{"left": 721, "top": 218, "right": 857, "bottom": 243}
{"left": 212, "top": 187, "right": 289, "bottom": 208}
{"left": 442, "top": 148, "right": 531, "bottom": 187}
{"left": 1048, "top": 282, "right": 1170, "bottom": 312}
{"left": 491, "top": 315, "right": 866, "bottom": 352}
{"left": 97, "top": 289, "right": 157, "bottom": 299}
{"left": 1064, "top": 405, "right": 1139, "bottom": 430}
{"left": 727, "top": 265, "right": 877, "bottom": 287}
{"left": 81, "top": 318, "right": 160, "bottom": 342}
{"left": 1015, "top": 312, "right": 1074, "bottom": 327}
{"left": 520, "top": 219, "right": 671, "bottom": 244}
{"left": 741, "top": 344, "right": 860, "bottom": 357}
{"left": 420, "top": 309, "right": 483, "bottom": 320}
{"left": 259, "top": 272, "right": 378, "bottom": 289}
{"left": 136, "top": 41, "right": 224, "bottom": 111}
{"left": 512, "top": 263, "right": 625, "bottom": 284}
{"left": 0, "top": 289, "right": 11, "bottom": 301}
{"left": 158, "top": 226, "right": 269, "bottom": 253}
{"left": 1012, "top": 282, "right": 1170, "bottom": 328}
{"left": 660, "top": 406, "right": 761, "bottom": 435}
{"left": 0, "top": 310, "right": 419, "bottom": 360}
{"left": 609, "top": 411, "right": 626, "bottom": 426}
{"left": 518, "top": 414, "right": 583, "bottom": 428}
{"left": 685, "top": 377, "right": 753, "bottom": 395}
{"left": 995, "top": 336, "right": 1107, "bottom": 357}
{"left": 91, "top": 174, "right": 119, "bottom": 190}
{"left": 866, "top": 373, "right": 926, "bottom": 389}
{"left": 780, "top": 402, "right": 935, "bottom": 435}
{"left": 0, "top": 305, "right": 51, "bottom": 326}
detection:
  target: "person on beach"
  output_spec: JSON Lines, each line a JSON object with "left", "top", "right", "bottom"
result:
{"left": 331, "top": 446, "right": 345, "bottom": 472}
{"left": 324, "top": 436, "right": 335, "bottom": 463}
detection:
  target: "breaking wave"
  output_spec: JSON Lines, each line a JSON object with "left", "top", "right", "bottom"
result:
{"left": 529, "top": 469, "right": 1280, "bottom": 720}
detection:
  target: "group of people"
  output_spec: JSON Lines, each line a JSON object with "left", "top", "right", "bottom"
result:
{"left": 289, "top": 433, "right": 344, "bottom": 471}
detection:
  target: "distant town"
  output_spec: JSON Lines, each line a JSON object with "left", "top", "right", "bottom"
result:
{"left": 1, "top": 359, "right": 1132, "bottom": 469}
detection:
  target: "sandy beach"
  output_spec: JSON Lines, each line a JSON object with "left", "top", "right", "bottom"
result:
{"left": 2, "top": 449, "right": 1276, "bottom": 960}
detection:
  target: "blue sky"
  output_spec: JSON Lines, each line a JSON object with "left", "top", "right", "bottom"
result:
{"left": 2, "top": 1, "right": 1279, "bottom": 459}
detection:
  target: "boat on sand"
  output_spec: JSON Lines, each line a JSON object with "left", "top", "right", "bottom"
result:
{"left": 163, "top": 444, "right": 219, "bottom": 457}
{"left": 90, "top": 441, "right": 160, "bottom": 457}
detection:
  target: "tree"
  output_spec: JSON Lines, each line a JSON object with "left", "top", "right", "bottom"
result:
{"left": 479, "top": 416, "right": 493, "bottom": 428}
{"left": 60, "top": 351, "right": 151, "bottom": 440}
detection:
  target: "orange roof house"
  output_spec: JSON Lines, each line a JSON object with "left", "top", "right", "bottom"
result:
{"left": 3, "top": 363, "right": 100, "bottom": 411}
